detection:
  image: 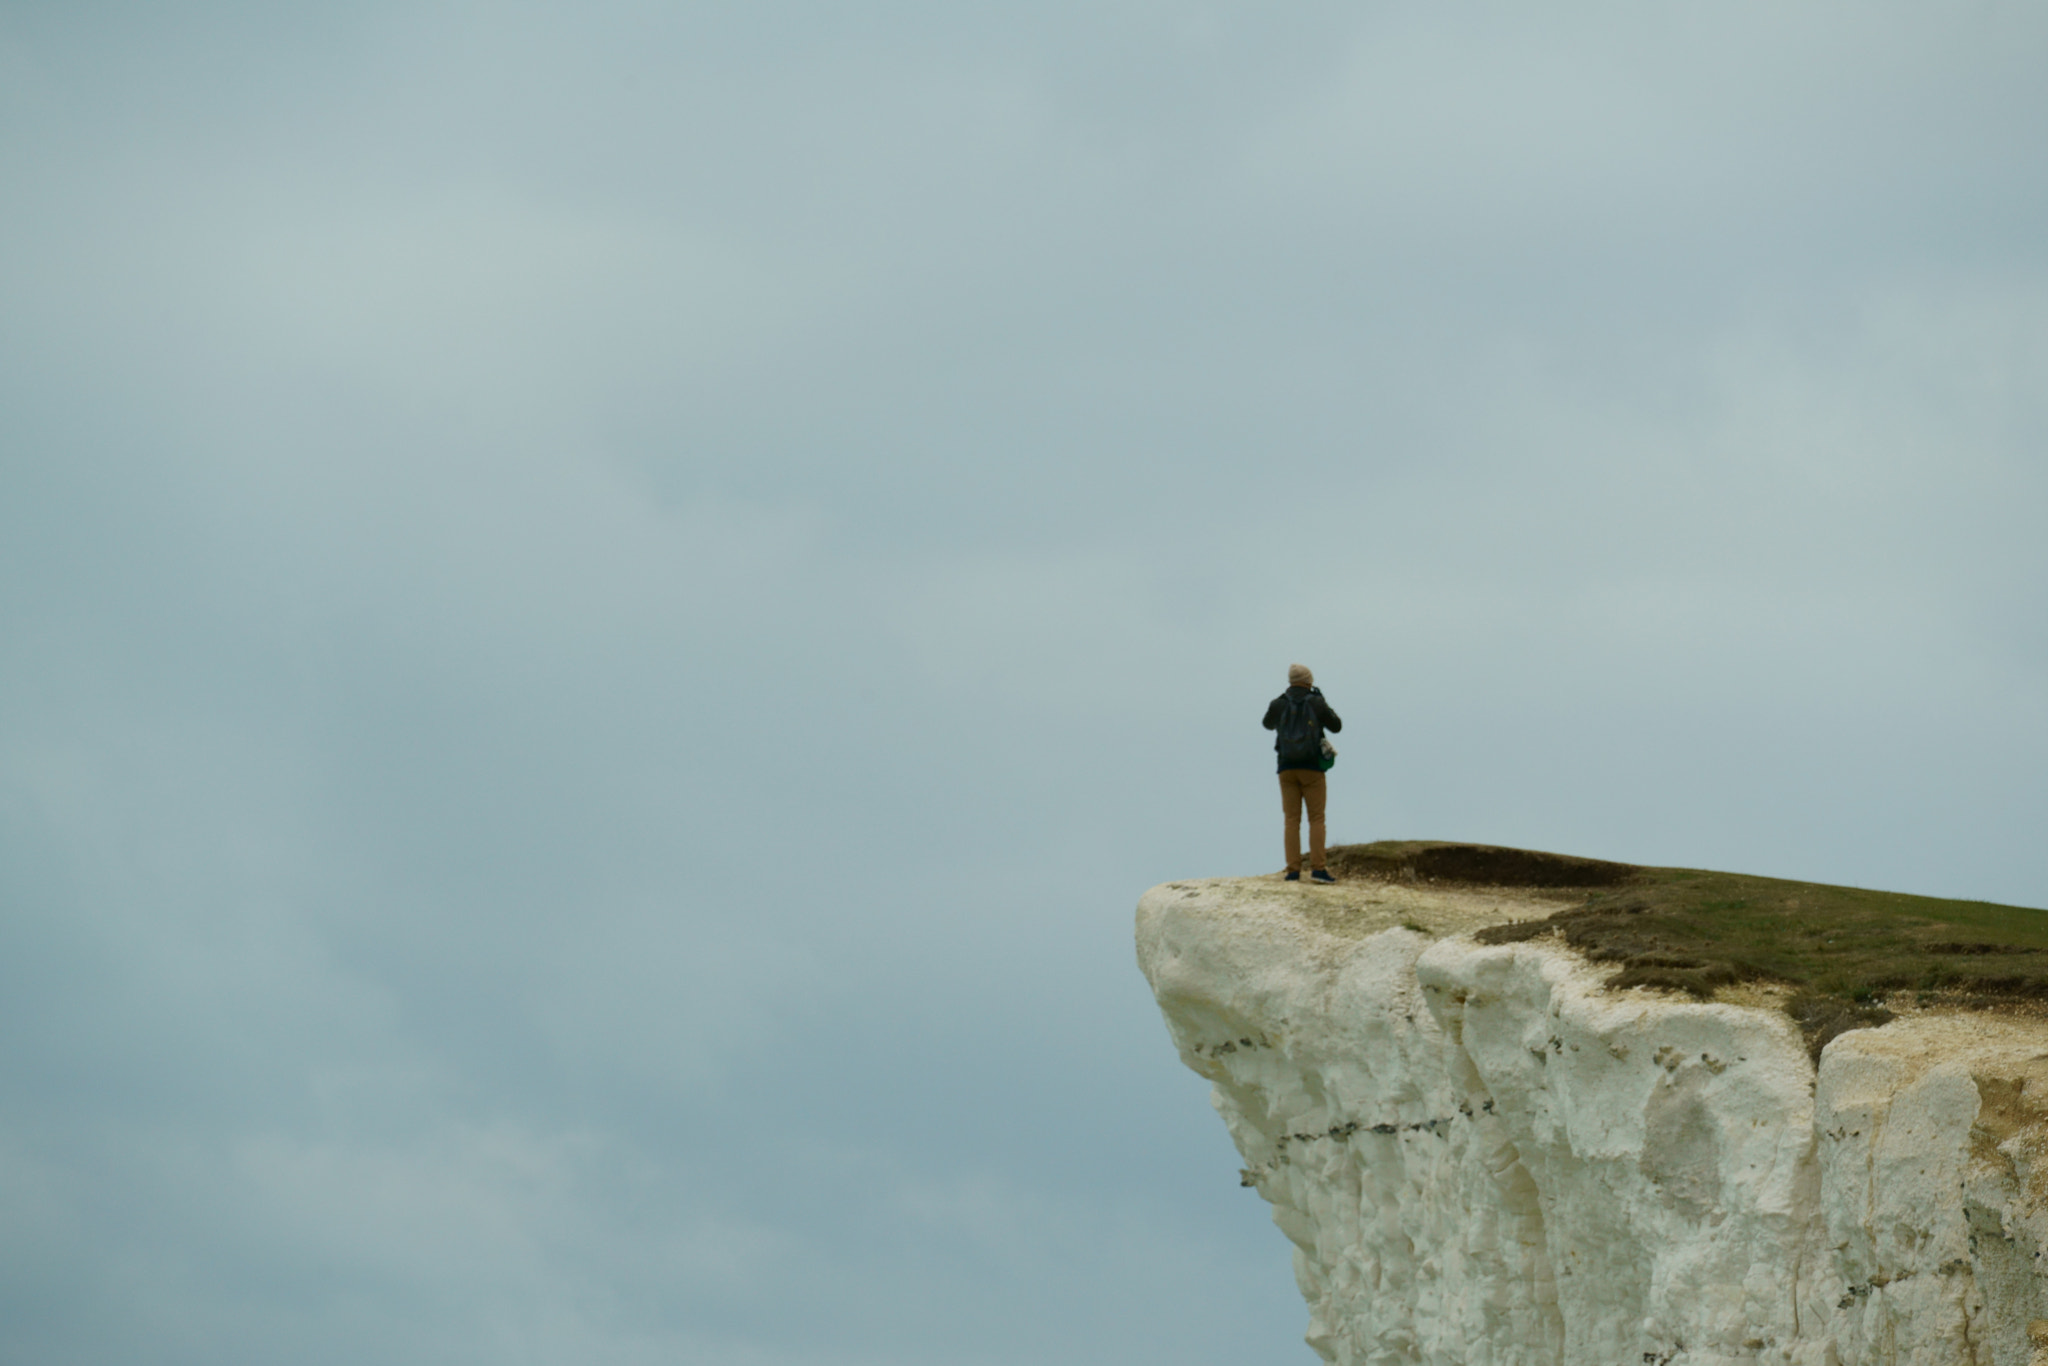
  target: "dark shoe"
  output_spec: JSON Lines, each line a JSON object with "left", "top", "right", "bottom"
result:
{"left": 1310, "top": 869, "right": 1336, "bottom": 884}
{"left": 1283, "top": 870, "right": 1301, "bottom": 881}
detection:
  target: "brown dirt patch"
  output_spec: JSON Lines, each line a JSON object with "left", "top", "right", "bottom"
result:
{"left": 1324, "top": 840, "right": 1639, "bottom": 890}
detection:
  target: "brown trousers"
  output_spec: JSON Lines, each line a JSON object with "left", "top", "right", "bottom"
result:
{"left": 1279, "top": 768, "right": 1328, "bottom": 874}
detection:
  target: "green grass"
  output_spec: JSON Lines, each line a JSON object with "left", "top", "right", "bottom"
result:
{"left": 1327, "top": 841, "right": 2048, "bottom": 1057}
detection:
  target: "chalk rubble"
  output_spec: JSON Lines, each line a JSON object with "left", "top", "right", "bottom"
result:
{"left": 1137, "top": 877, "right": 2048, "bottom": 1366}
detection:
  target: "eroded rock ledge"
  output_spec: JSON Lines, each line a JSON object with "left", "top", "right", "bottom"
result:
{"left": 1137, "top": 874, "right": 2048, "bottom": 1366}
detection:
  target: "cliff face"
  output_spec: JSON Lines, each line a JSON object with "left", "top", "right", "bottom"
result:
{"left": 1137, "top": 877, "right": 2048, "bottom": 1366}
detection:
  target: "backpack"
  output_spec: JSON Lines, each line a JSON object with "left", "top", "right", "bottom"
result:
{"left": 1275, "top": 691, "right": 1325, "bottom": 770}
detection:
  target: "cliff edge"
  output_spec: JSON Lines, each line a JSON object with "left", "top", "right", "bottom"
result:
{"left": 1136, "top": 844, "right": 2048, "bottom": 1366}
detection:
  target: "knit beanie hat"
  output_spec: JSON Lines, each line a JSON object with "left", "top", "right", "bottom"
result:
{"left": 1288, "top": 663, "right": 1313, "bottom": 687}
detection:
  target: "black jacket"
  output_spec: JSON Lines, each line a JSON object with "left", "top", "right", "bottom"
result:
{"left": 1262, "top": 686, "right": 1342, "bottom": 773}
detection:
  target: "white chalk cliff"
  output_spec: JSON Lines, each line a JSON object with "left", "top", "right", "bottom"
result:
{"left": 1137, "top": 876, "right": 2048, "bottom": 1366}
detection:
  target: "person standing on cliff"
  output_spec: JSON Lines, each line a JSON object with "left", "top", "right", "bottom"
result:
{"left": 1263, "top": 663, "right": 1342, "bottom": 883}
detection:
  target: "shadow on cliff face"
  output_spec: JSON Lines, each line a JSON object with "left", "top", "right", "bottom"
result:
{"left": 1326, "top": 840, "right": 2048, "bottom": 1059}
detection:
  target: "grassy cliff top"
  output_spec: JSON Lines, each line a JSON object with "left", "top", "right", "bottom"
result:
{"left": 1327, "top": 841, "right": 2048, "bottom": 1056}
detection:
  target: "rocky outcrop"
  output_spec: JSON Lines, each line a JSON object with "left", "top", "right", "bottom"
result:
{"left": 1137, "top": 876, "right": 2048, "bottom": 1366}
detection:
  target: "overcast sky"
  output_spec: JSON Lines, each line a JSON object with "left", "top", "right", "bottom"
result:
{"left": 4, "top": 3, "right": 2047, "bottom": 1363}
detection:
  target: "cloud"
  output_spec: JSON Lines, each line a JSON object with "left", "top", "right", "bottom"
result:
{"left": 3, "top": 2, "right": 2048, "bottom": 1362}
